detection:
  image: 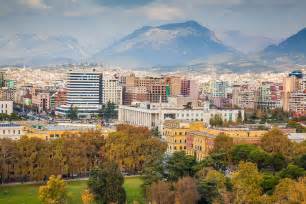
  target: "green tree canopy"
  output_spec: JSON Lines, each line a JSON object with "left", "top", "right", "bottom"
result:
{"left": 165, "top": 151, "right": 197, "bottom": 181}
{"left": 67, "top": 105, "right": 78, "bottom": 120}
{"left": 88, "top": 161, "right": 126, "bottom": 204}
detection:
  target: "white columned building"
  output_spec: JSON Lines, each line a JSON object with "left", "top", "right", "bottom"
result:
{"left": 118, "top": 101, "right": 244, "bottom": 135}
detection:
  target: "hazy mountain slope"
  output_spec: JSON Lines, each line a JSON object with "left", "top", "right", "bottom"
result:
{"left": 0, "top": 34, "right": 88, "bottom": 66}
{"left": 217, "top": 30, "right": 279, "bottom": 54}
{"left": 94, "top": 21, "right": 237, "bottom": 67}
{"left": 262, "top": 28, "right": 306, "bottom": 64}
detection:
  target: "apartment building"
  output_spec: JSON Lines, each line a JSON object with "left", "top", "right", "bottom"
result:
{"left": 0, "top": 100, "right": 13, "bottom": 115}
{"left": 122, "top": 74, "right": 167, "bottom": 105}
{"left": 288, "top": 91, "right": 306, "bottom": 116}
{"left": 102, "top": 75, "right": 122, "bottom": 105}
{"left": 0, "top": 123, "right": 25, "bottom": 140}
{"left": 256, "top": 82, "right": 283, "bottom": 110}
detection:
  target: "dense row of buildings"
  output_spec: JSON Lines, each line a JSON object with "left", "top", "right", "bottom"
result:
{"left": 202, "top": 70, "right": 305, "bottom": 116}
{"left": 0, "top": 68, "right": 305, "bottom": 161}
{"left": 0, "top": 69, "right": 305, "bottom": 120}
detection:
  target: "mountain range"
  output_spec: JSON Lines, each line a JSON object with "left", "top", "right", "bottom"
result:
{"left": 0, "top": 34, "right": 88, "bottom": 66}
{"left": 0, "top": 21, "right": 305, "bottom": 70}
{"left": 94, "top": 21, "right": 237, "bottom": 67}
{"left": 262, "top": 28, "right": 306, "bottom": 64}
{"left": 217, "top": 30, "right": 280, "bottom": 54}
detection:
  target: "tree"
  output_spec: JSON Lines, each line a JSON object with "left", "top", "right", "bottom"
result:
{"left": 165, "top": 151, "right": 197, "bottom": 181}
{"left": 142, "top": 157, "right": 164, "bottom": 190}
{"left": 197, "top": 179, "right": 219, "bottom": 204}
{"left": 0, "top": 132, "right": 106, "bottom": 184}
{"left": 148, "top": 180, "right": 175, "bottom": 204}
{"left": 236, "top": 110, "right": 242, "bottom": 124}
{"left": 260, "top": 128, "right": 292, "bottom": 157}
{"left": 81, "top": 189, "right": 94, "bottom": 204}
{"left": 296, "top": 153, "right": 306, "bottom": 170}
{"left": 67, "top": 105, "right": 78, "bottom": 120}
{"left": 100, "top": 101, "right": 117, "bottom": 122}
{"left": 272, "top": 177, "right": 306, "bottom": 203}
{"left": 209, "top": 114, "right": 223, "bottom": 127}
{"left": 267, "top": 153, "right": 287, "bottom": 172}
{"left": 206, "top": 170, "right": 226, "bottom": 189}
{"left": 260, "top": 173, "right": 280, "bottom": 195}
{"left": 206, "top": 169, "right": 233, "bottom": 203}
{"left": 211, "top": 134, "right": 233, "bottom": 164}
{"left": 195, "top": 168, "right": 233, "bottom": 203}
{"left": 231, "top": 144, "right": 257, "bottom": 163}
{"left": 104, "top": 125, "right": 166, "bottom": 174}
{"left": 88, "top": 161, "right": 126, "bottom": 204}
{"left": 248, "top": 148, "right": 270, "bottom": 170}
{"left": 232, "top": 162, "right": 263, "bottom": 204}
{"left": 279, "top": 164, "right": 305, "bottom": 180}
{"left": 151, "top": 127, "right": 161, "bottom": 138}
{"left": 0, "top": 139, "right": 19, "bottom": 183}
{"left": 38, "top": 175, "right": 69, "bottom": 204}
{"left": 175, "top": 177, "right": 200, "bottom": 204}
{"left": 212, "top": 133, "right": 233, "bottom": 154}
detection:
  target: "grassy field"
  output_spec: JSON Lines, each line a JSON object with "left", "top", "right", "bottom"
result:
{"left": 0, "top": 177, "right": 144, "bottom": 204}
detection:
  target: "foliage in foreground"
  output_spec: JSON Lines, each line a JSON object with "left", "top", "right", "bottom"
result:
{"left": 88, "top": 161, "right": 126, "bottom": 204}
{"left": 38, "top": 175, "right": 69, "bottom": 204}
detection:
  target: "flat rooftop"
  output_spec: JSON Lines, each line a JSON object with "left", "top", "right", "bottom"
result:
{"left": 0, "top": 123, "right": 21, "bottom": 127}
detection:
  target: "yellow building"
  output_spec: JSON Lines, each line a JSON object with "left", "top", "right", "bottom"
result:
{"left": 203, "top": 127, "right": 267, "bottom": 143}
{"left": 26, "top": 129, "right": 82, "bottom": 140}
{"left": 164, "top": 120, "right": 205, "bottom": 154}
{"left": 164, "top": 120, "right": 268, "bottom": 161}
{"left": 186, "top": 131, "right": 215, "bottom": 161}
{"left": 24, "top": 123, "right": 113, "bottom": 140}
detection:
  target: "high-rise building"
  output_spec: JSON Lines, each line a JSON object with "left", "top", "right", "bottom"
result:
{"left": 51, "top": 88, "right": 67, "bottom": 111}
{"left": 56, "top": 71, "right": 102, "bottom": 118}
{"left": 122, "top": 74, "right": 167, "bottom": 105}
{"left": 0, "top": 72, "right": 16, "bottom": 101}
{"left": 32, "top": 90, "right": 50, "bottom": 113}
{"left": 288, "top": 91, "right": 306, "bottom": 116}
{"left": 165, "top": 76, "right": 182, "bottom": 97}
{"left": 232, "top": 84, "right": 256, "bottom": 109}
{"left": 283, "top": 71, "right": 303, "bottom": 112}
{"left": 256, "top": 82, "right": 283, "bottom": 110}
{"left": 102, "top": 75, "right": 122, "bottom": 105}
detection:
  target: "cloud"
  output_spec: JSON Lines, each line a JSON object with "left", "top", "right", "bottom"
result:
{"left": 144, "top": 5, "right": 185, "bottom": 21}
{"left": 64, "top": 7, "right": 105, "bottom": 17}
{"left": 94, "top": 0, "right": 155, "bottom": 7}
{"left": 21, "top": 0, "right": 49, "bottom": 9}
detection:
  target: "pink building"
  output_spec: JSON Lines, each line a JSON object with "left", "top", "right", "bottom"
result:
{"left": 32, "top": 91, "right": 50, "bottom": 113}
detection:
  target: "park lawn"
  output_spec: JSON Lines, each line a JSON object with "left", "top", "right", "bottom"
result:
{"left": 0, "top": 177, "right": 144, "bottom": 204}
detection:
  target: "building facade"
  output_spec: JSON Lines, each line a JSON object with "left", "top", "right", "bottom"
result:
{"left": 118, "top": 100, "right": 244, "bottom": 135}
{"left": 164, "top": 120, "right": 267, "bottom": 161}
{"left": 102, "top": 75, "right": 122, "bottom": 105}
{"left": 0, "top": 123, "right": 25, "bottom": 140}
{"left": 56, "top": 71, "right": 103, "bottom": 118}
{"left": 32, "top": 91, "right": 50, "bottom": 113}
{"left": 0, "top": 100, "right": 13, "bottom": 115}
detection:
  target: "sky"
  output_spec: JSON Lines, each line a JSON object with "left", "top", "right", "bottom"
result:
{"left": 0, "top": 0, "right": 306, "bottom": 49}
